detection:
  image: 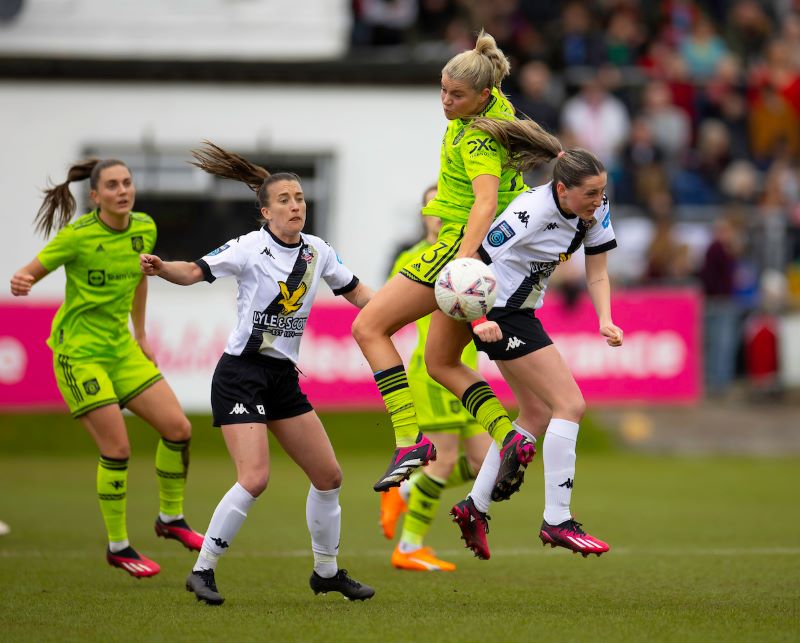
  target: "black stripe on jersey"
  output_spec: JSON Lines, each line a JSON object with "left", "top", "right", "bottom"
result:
{"left": 506, "top": 274, "right": 539, "bottom": 309}
{"left": 585, "top": 239, "right": 618, "bottom": 255}
{"left": 551, "top": 183, "right": 576, "bottom": 219}
{"left": 477, "top": 246, "right": 492, "bottom": 264}
{"left": 242, "top": 243, "right": 312, "bottom": 355}
{"left": 424, "top": 226, "right": 464, "bottom": 279}
{"left": 565, "top": 219, "right": 592, "bottom": 257}
{"left": 195, "top": 259, "right": 215, "bottom": 283}
{"left": 332, "top": 276, "right": 359, "bottom": 296}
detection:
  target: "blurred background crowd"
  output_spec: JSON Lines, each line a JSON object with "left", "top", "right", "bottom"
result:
{"left": 352, "top": 0, "right": 800, "bottom": 396}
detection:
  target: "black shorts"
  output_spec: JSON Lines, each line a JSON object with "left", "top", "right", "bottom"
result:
{"left": 210, "top": 352, "right": 313, "bottom": 427}
{"left": 471, "top": 307, "right": 553, "bottom": 361}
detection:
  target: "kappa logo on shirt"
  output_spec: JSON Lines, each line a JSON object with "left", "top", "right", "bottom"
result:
{"left": 229, "top": 403, "right": 249, "bottom": 415}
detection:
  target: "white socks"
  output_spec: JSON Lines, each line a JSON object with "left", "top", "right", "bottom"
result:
{"left": 307, "top": 485, "right": 341, "bottom": 579}
{"left": 512, "top": 421, "right": 536, "bottom": 443}
{"left": 466, "top": 418, "right": 579, "bottom": 524}
{"left": 468, "top": 441, "right": 499, "bottom": 513}
{"left": 159, "top": 512, "right": 183, "bottom": 523}
{"left": 543, "top": 418, "right": 579, "bottom": 525}
{"left": 194, "top": 482, "right": 256, "bottom": 572}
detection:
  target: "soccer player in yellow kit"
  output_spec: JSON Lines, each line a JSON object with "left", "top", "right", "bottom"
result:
{"left": 10, "top": 159, "right": 203, "bottom": 578}
{"left": 353, "top": 30, "right": 557, "bottom": 498}
{"left": 380, "top": 186, "right": 492, "bottom": 572}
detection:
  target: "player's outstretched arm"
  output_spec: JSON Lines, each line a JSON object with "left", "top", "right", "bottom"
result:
{"left": 585, "top": 252, "right": 623, "bottom": 347}
{"left": 140, "top": 254, "right": 204, "bottom": 286}
{"left": 341, "top": 282, "right": 374, "bottom": 309}
{"left": 10, "top": 258, "right": 49, "bottom": 296}
{"left": 456, "top": 174, "right": 499, "bottom": 260}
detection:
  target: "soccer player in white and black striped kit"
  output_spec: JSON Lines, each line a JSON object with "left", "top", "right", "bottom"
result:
{"left": 140, "top": 143, "right": 375, "bottom": 605}
{"left": 426, "top": 147, "right": 623, "bottom": 560}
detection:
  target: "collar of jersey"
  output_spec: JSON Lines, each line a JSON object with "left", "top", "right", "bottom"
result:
{"left": 92, "top": 209, "right": 132, "bottom": 233}
{"left": 550, "top": 182, "right": 577, "bottom": 220}
{"left": 458, "top": 89, "right": 499, "bottom": 126}
{"left": 263, "top": 225, "right": 302, "bottom": 248}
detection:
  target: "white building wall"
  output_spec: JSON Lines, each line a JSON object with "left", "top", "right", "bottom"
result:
{"left": 0, "top": 0, "right": 350, "bottom": 60}
{"left": 0, "top": 81, "right": 445, "bottom": 298}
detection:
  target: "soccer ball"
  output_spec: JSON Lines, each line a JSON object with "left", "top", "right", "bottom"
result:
{"left": 434, "top": 258, "right": 497, "bottom": 322}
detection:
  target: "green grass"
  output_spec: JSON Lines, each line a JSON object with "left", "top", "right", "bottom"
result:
{"left": 1, "top": 413, "right": 799, "bottom": 642}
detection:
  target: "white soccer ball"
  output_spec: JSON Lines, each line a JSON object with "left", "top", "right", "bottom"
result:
{"left": 434, "top": 258, "right": 497, "bottom": 322}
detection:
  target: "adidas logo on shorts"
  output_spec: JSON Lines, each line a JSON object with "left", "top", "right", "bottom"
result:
{"left": 229, "top": 403, "right": 249, "bottom": 415}
{"left": 505, "top": 336, "right": 526, "bottom": 351}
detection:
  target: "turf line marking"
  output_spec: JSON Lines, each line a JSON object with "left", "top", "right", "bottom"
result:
{"left": 3, "top": 546, "right": 800, "bottom": 559}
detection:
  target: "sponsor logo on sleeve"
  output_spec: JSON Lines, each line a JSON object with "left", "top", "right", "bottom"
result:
{"left": 487, "top": 221, "right": 516, "bottom": 247}
{"left": 206, "top": 244, "right": 230, "bottom": 257}
{"left": 602, "top": 210, "right": 611, "bottom": 228}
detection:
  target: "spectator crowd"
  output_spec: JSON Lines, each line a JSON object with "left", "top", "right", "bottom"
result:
{"left": 351, "top": 0, "right": 800, "bottom": 395}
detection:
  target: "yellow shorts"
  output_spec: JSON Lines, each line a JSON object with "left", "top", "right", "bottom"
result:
{"left": 399, "top": 222, "right": 464, "bottom": 287}
{"left": 407, "top": 353, "right": 483, "bottom": 438}
{"left": 53, "top": 343, "right": 163, "bottom": 418}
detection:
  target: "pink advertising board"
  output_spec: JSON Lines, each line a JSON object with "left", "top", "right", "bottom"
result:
{"left": 0, "top": 288, "right": 701, "bottom": 412}
{"left": 0, "top": 302, "right": 65, "bottom": 410}
{"left": 296, "top": 287, "right": 702, "bottom": 407}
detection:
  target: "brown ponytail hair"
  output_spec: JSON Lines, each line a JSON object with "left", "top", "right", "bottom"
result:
{"left": 469, "top": 119, "right": 606, "bottom": 184}
{"left": 470, "top": 118, "right": 562, "bottom": 173}
{"left": 189, "top": 141, "right": 300, "bottom": 209}
{"left": 34, "top": 158, "right": 128, "bottom": 237}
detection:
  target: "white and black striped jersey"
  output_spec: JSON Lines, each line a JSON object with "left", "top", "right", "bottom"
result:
{"left": 478, "top": 182, "right": 617, "bottom": 311}
{"left": 195, "top": 226, "right": 358, "bottom": 363}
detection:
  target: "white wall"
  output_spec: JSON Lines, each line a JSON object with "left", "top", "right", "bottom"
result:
{"left": 0, "top": 0, "right": 349, "bottom": 60}
{"left": 0, "top": 81, "right": 445, "bottom": 298}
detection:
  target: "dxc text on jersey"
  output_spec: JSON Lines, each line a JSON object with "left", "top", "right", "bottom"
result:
{"left": 478, "top": 181, "right": 617, "bottom": 311}
{"left": 196, "top": 226, "right": 358, "bottom": 363}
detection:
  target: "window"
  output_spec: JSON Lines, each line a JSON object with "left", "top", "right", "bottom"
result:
{"left": 83, "top": 146, "right": 332, "bottom": 260}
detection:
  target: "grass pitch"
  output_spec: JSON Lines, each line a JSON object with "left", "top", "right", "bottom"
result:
{"left": 1, "top": 413, "right": 798, "bottom": 642}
